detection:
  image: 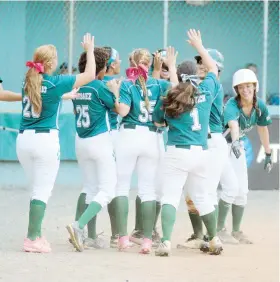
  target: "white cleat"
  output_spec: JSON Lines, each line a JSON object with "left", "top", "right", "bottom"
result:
{"left": 155, "top": 240, "right": 171, "bottom": 257}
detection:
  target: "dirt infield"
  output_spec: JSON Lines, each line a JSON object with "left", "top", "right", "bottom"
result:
{"left": 0, "top": 185, "right": 278, "bottom": 282}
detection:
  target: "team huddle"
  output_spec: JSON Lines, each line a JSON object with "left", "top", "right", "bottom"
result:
{"left": 0, "top": 29, "right": 273, "bottom": 257}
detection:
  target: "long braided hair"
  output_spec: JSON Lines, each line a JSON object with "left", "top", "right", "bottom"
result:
{"left": 129, "top": 49, "right": 151, "bottom": 111}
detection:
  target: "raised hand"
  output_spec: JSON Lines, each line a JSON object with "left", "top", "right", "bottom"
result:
{"left": 165, "top": 46, "right": 178, "bottom": 68}
{"left": 81, "top": 33, "right": 94, "bottom": 52}
{"left": 186, "top": 29, "right": 203, "bottom": 49}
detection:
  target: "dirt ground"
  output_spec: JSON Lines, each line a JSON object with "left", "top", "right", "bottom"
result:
{"left": 0, "top": 184, "right": 278, "bottom": 282}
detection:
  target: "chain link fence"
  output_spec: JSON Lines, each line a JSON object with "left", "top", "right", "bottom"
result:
{"left": 0, "top": 0, "right": 279, "bottom": 109}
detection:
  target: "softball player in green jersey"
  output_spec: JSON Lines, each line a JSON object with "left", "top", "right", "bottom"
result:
{"left": 66, "top": 48, "right": 120, "bottom": 252}
{"left": 110, "top": 47, "right": 177, "bottom": 254}
{"left": 154, "top": 29, "right": 223, "bottom": 257}
{"left": 101, "top": 47, "right": 122, "bottom": 247}
{"left": 103, "top": 46, "right": 122, "bottom": 145}
{"left": 16, "top": 33, "right": 95, "bottom": 254}
{"left": 130, "top": 48, "right": 170, "bottom": 249}
{"left": 178, "top": 49, "right": 229, "bottom": 249}
{"left": 217, "top": 69, "right": 272, "bottom": 244}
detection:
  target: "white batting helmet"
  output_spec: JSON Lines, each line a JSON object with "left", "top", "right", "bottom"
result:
{"left": 232, "top": 69, "right": 259, "bottom": 94}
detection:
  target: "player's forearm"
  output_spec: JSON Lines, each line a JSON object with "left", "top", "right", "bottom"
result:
{"left": 0, "top": 90, "right": 22, "bottom": 102}
{"left": 114, "top": 101, "right": 129, "bottom": 117}
{"left": 257, "top": 126, "right": 271, "bottom": 154}
{"left": 168, "top": 66, "right": 179, "bottom": 86}
{"left": 228, "top": 120, "right": 240, "bottom": 142}
{"left": 152, "top": 70, "right": 161, "bottom": 79}
{"left": 84, "top": 49, "right": 96, "bottom": 80}
{"left": 196, "top": 45, "right": 218, "bottom": 76}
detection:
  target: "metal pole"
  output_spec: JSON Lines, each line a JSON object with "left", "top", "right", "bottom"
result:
{"left": 262, "top": 0, "right": 269, "bottom": 101}
{"left": 68, "top": 0, "right": 75, "bottom": 75}
{"left": 163, "top": 0, "right": 169, "bottom": 49}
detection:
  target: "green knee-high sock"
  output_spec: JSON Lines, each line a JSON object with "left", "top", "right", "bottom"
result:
{"left": 134, "top": 196, "right": 143, "bottom": 231}
{"left": 217, "top": 199, "right": 231, "bottom": 231}
{"left": 161, "top": 204, "right": 176, "bottom": 242}
{"left": 201, "top": 211, "right": 217, "bottom": 241}
{"left": 114, "top": 196, "right": 129, "bottom": 237}
{"left": 75, "top": 193, "right": 87, "bottom": 221}
{"left": 141, "top": 201, "right": 156, "bottom": 239}
{"left": 153, "top": 201, "right": 161, "bottom": 230}
{"left": 27, "top": 199, "right": 46, "bottom": 240}
{"left": 87, "top": 216, "right": 97, "bottom": 239}
{"left": 214, "top": 205, "right": 219, "bottom": 221}
{"left": 188, "top": 212, "right": 203, "bottom": 239}
{"left": 232, "top": 204, "right": 245, "bottom": 232}
{"left": 107, "top": 198, "right": 118, "bottom": 237}
{"left": 78, "top": 201, "right": 102, "bottom": 229}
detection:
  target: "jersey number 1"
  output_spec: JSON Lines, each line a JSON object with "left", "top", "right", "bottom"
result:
{"left": 190, "top": 108, "right": 201, "bottom": 131}
{"left": 76, "top": 105, "right": 90, "bottom": 128}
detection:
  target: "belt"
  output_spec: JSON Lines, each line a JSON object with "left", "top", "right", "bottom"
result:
{"left": 174, "top": 144, "right": 207, "bottom": 150}
{"left": 208, "top": 133, "right": 212, "bottom": 139}
{"left": 123, "top": 124, "right": 163, "bottom": 133}
{"left": 19, "top": 129, "right": 51, "bottom": 134}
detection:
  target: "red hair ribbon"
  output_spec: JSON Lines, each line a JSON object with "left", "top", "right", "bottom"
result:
{"left": 26, "top": 61, "right": 44, "bottom": 73}
{"left": 126, "top": 64, "right": 148, "bottom": 83}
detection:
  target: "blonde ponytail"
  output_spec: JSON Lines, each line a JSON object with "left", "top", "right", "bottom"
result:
{"left": 24, "top": 68, "right": 43, "bottom": 114}
{"left": 138, "top": 75, "right": 150, "bottom": 111}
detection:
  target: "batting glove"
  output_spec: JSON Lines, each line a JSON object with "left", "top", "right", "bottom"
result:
{"left": 264, "top": 153, "right": 273, "bottom": 173}
{"left": 231, "top": 140, "right": 242, "bottom": 159}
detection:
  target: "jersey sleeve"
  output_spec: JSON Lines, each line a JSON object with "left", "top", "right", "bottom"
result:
{"left": 119, "top": 81, "right": 132, "bottom": 106}
{"left": 158, "top": 79, "right": 172, "bottom": 97}
{"left": 257, "top": 99, "right": 272, "bottom": 126}
{"left": 198, "top": 72, "right": 219, "bottom": 98}
{"left": 152, "top": 98, "right": 165, "bottom": 124}
{"left": 98, "top": 83, "right": 116, "bottom": 109}
{"left": 54, "top": 75, "right": 76, "bottom": 98}
{"left": 223, "top": 98, "right": 240, "bottom": 126}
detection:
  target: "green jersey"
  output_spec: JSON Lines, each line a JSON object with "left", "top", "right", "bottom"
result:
{"left": 103, "top": 75, "right": 119, "bottom": 130}
{"left": 224, "top": 97, "right": 272, "bottom": 139}
{"left": 209, "top": 83, "right": 224, "bottom": 133}
{"left": 153, "top": 72, "right": 219, "bottom": 149}
{"left": 72, "top": 80, "right": 116, "bottom": 138}
{"left": 120, "top": 77, "right": 171, "bottom": 128}
{"left": 19, "top": 74, "right": 76, "bottom": 130}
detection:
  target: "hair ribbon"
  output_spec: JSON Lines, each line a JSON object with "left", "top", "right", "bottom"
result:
{"left": 26, "top": 61, "right": 44, "bottom": 73}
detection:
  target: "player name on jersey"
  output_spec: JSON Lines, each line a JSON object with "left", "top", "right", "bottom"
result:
{"left": 75, "top": 93, "right": 92, "bottom": 100}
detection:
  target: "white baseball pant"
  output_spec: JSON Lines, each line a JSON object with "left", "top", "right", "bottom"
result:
{"left": 76, "top": 131, "right": 117, "bottom": 207}
{"left": 161, "top": 145, "right": 215, "bottom": 216}
{"left": 110, "top": 129, "right": 119, "bottom": 149}
{"left": 220, "top": 144, "right": 248, "bottom": 206}
{"left": 115, "top": 125, "right": 164, "bottom": 202}
{"left": 16, "top": 129, "right": 60, "bottom": 204}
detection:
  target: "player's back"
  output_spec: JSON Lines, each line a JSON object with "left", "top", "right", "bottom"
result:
{"left": 72, "top": 79, "right": 115, "bottom": 138}
{"left": 20, "top": 74, "right": 75, "bottom": 130}
{"left": 120, "top": 77, "right": 170, "bottom": 128}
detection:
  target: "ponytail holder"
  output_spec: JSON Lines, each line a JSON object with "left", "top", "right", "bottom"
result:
{"left": 26, "top": 61, "right": 44, "bottom": 73}
{"left": 107, "top": 48, "right": 118, "bottom": 67}
{"left": 181, "top": 74, "right": 199, "bottom": 88}
{"left": 126, "top": 64, "right": 148, "bottom": 83}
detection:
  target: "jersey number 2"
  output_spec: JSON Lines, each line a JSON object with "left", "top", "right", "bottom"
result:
{"left": 23, "top": 96, "right": 40, "bottom": 118}
{"left": 190, "top": 108, "right": 201, "bottom": 131}
{"left": 76, "top": 105, "right": 90, "bottom": 128}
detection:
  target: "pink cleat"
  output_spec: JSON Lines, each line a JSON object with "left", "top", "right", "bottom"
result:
{"left": 23, "top": 238, "right": 51, "bottom": 253}
{"left": 40, "top": 237, "right": 51, "bottom": 250}
{"left": 118, "top": 235, "right": 133, "bottom": 251}
{"left": 140, "top": 238, "right": 152, "bottom": 254}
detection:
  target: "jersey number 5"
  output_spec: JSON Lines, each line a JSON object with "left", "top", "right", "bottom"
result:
{"left": 23, "top": 96, "right": 40, "bottom": 118}
{"left": 190, "top": 108, "right": 201, "bottom": 131}
{"left": 139, "top": 101, "right": 156, "bottom": 123}
{"left": 76, "top": 105, "right": 90, "bottom": 128}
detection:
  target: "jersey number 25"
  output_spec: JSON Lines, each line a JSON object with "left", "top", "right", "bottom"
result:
{"left": 76, "top": 105, "right": 90, "bottom": 128}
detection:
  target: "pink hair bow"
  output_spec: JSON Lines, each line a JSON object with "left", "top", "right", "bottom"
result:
{"left": 126, "top": 64, "right": 148, "bottom": 83}
{"left": 26, "top": 61, "right": 44, "bottom": 73}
